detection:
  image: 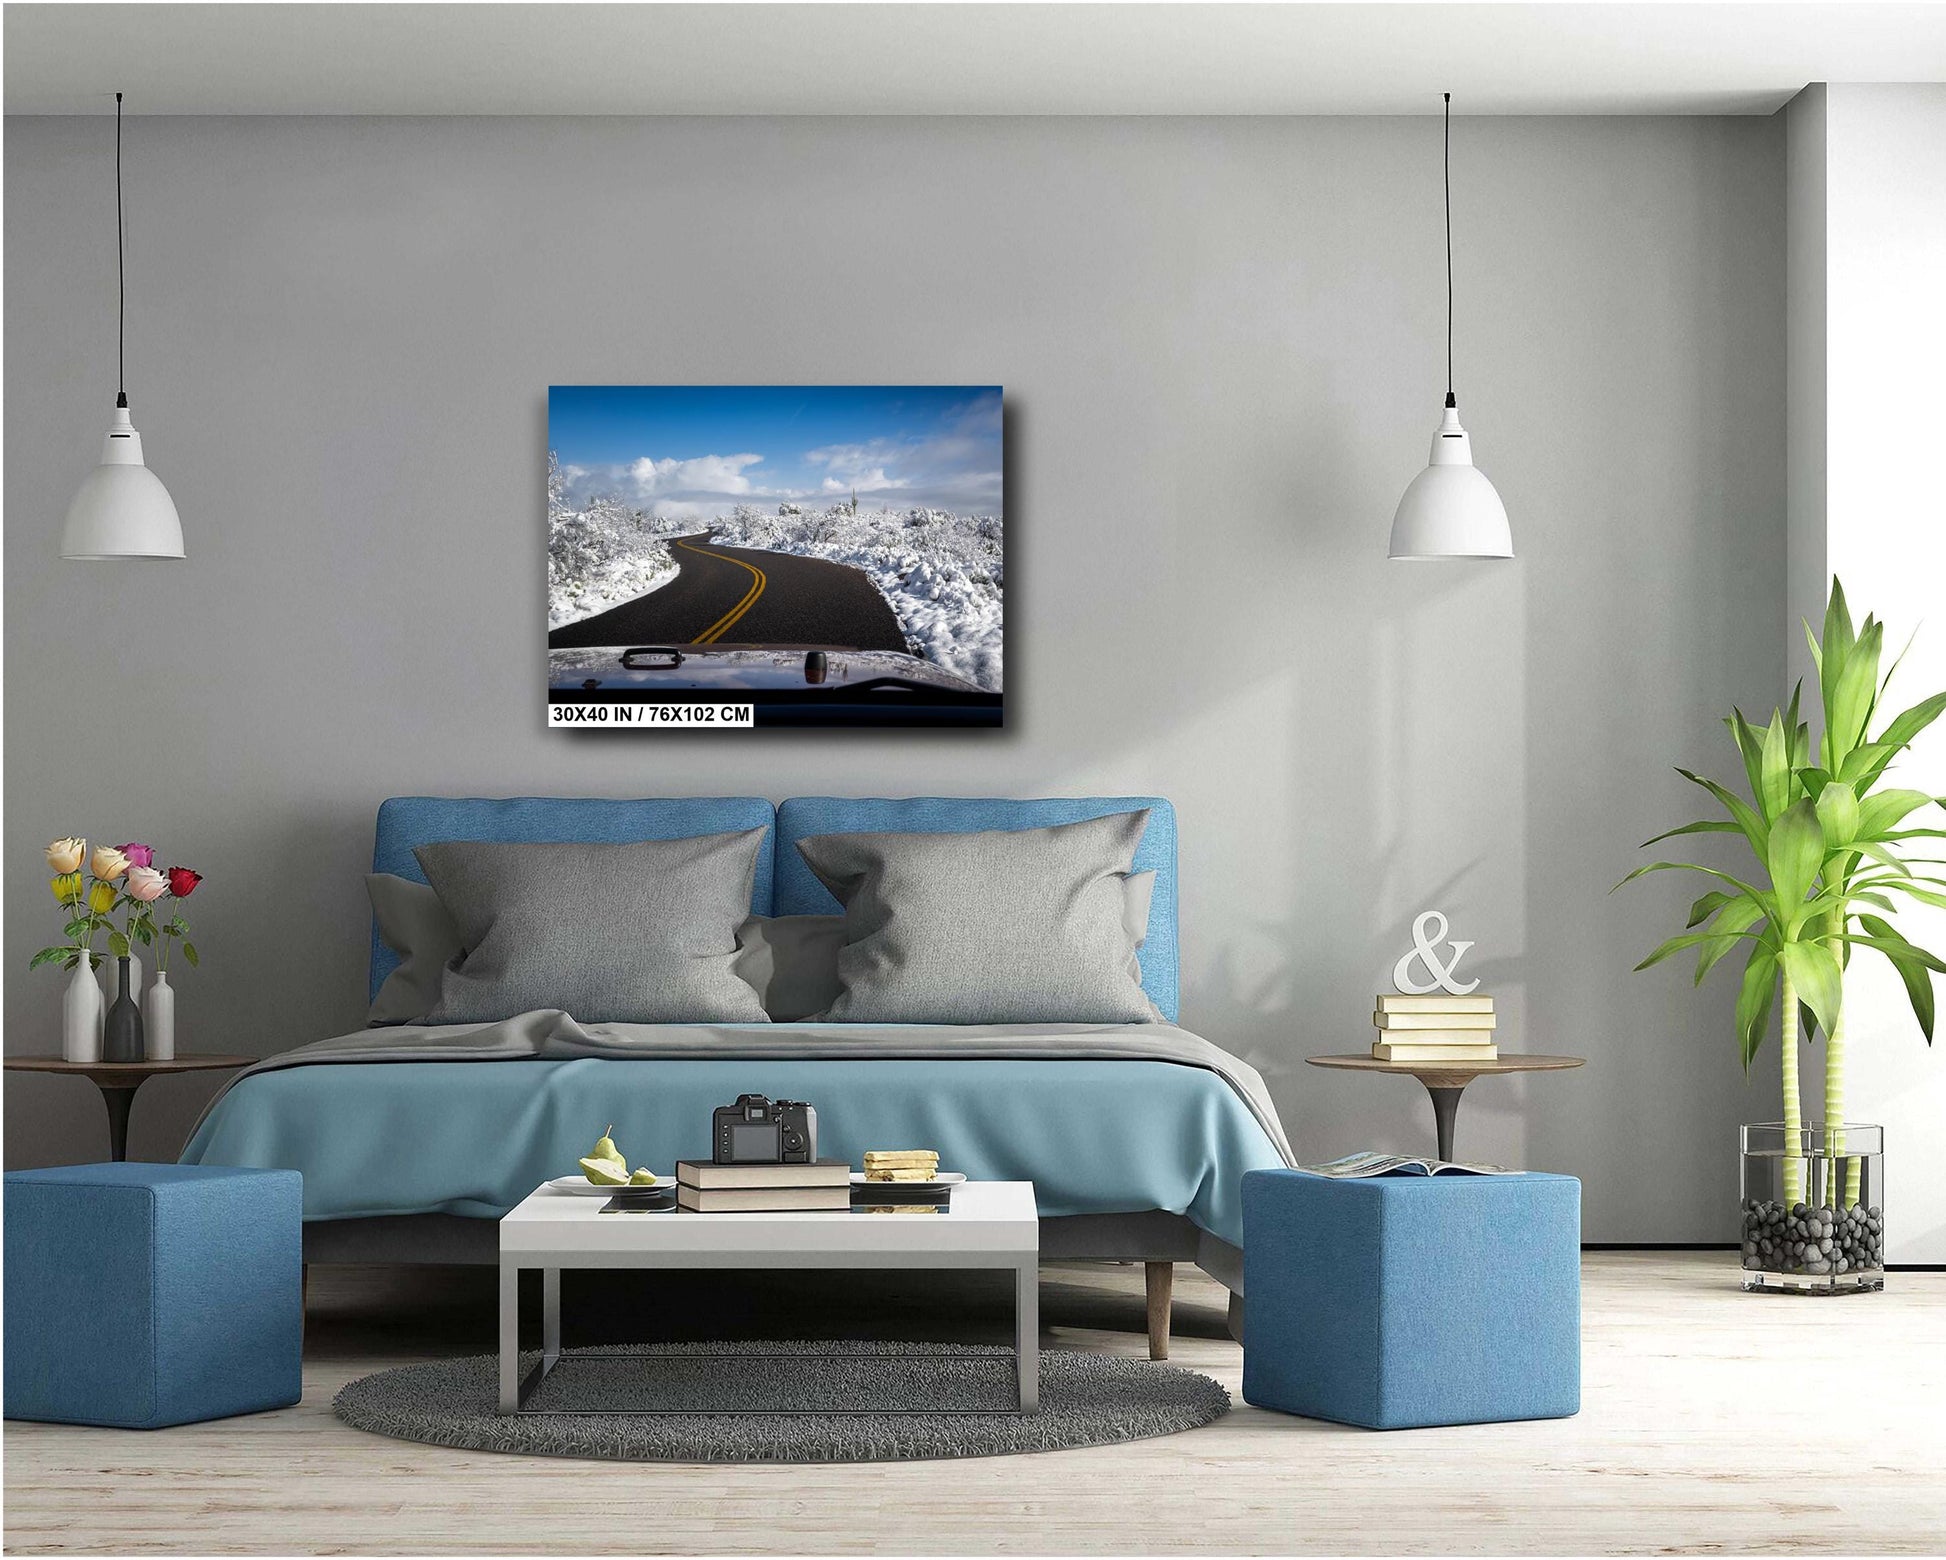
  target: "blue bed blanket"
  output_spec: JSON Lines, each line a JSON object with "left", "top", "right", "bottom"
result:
{"left": 178, "top": 1015, "right": 1293, "bottom": 1246}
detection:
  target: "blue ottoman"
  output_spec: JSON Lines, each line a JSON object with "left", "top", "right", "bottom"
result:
{"left": 4, "top": 1162, "right": 302, "bottom": 1429}
{"left": 1242, "top": 1168, "right": 1580, "bottom": 1429}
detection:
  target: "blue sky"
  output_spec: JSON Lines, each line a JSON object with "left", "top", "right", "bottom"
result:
{"left": 549, "top": 385, "right": 1003, "bottom": 521}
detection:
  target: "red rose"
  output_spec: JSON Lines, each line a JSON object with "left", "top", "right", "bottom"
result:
{"left": 166, "top": 867, "right": 202, "bottom": 899}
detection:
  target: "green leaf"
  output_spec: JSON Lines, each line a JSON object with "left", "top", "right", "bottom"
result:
{"left": 1758, "top": 713, "right": 1793, "bottom": 821}
{"left": 1635, "top": 927, "right": 1761, "bottom": 973}
{"left": 1766, "top": 800, "right": 1825, "bottom": 921}
{"left": 1697, "top": 897, "right": 1767, "bottom": 982}
{"left": 1686, "top": 890, "right": 1733, "bottom": 929}
{"left": 1837, "top": 931, "right": 1946, "bottom": 972}
{"left": 107, "top": 931, "right": 129, "bottom": 959}
{"left": 1875, "top": 690, "right": 1946, "bottom": 756}
{"left": 1778, "top": 941, "right": 1844, "bottom": 1038}
{"left": 1856, "top": 914, "right": 1937, "bottom": 1042}
{"left": 1640, "top": 819, "right": 1742, "bottom": 850}
{"left": 1736, "top": 945, "right": 1778, "bottom": 1071}
{"left": 1831, "top": 617, "right": 1885, "bottom": 765}
{"left": 1815, "top": 781, "right": 1860, "bottom": 848}
{"left": 1859, "top": 789, "right": 1940, "bottom": 839}
{"left": 182, "top": 942, "right": 199, "bottom": 968}
{"left": 1805, "top": 616, "right": 1824, "bottom": 678}
{"left": 1729, "top": 709, "right": 1767, "bottom": 814}
{"left": 1856, "top": 840, "right": 1913, "bottom": 877}
{"left": 1614, "top": 861, "right": 1774, "bottom": 912}
{"left": 1675, "top": 768, "right": 1769, "bottom": 855}
{"left": 28, "top": 946, "right": 71, "bottom": 971}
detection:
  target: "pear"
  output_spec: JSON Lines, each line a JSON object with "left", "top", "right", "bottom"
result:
{"left": 628, "top": 1168, "right": 659, "bottom": 1186}
{"left": 579, "top": 1124, "right": 628, "bottom": 1184}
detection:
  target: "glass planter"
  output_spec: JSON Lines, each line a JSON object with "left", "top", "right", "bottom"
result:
{"left": 1740, "top": 1123, "right": 1885, "bottom": 1294}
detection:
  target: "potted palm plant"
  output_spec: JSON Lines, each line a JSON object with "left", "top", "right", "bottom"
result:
{"left": 1622, "top": 580, "right": 1946, "bottom": 1292}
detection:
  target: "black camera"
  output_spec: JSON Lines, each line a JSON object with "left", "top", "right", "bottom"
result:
{"left": 712, "top": 1093, "right": 818, "bottom": 1165}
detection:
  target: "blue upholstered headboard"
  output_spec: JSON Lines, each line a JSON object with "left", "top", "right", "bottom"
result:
{"left": 368, "top": 796, "right": 775, "bottom": 999}
{"left": 774, "top": 796, "right": 1179, "bottom": 1022}
{"left": 368, "top": 794, "right": 1179, "bottom": 1021}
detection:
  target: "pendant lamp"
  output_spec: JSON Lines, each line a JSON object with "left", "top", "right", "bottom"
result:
{"left": 61, "top": 93, "right": 184, "bottom": 561}
{"left": 1388, "top": 93, "right": 1511, "bottom": 561}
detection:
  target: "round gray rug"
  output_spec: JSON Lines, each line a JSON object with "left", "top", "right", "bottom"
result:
{"left": 334, "top": 1340, "right": 1229, "bottom": 1462}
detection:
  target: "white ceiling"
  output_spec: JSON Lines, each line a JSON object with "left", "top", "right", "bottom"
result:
{"left": 7, "top": 2, "right": 1946, "bottom": 118}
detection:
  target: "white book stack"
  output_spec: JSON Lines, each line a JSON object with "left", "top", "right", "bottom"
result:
{"left": 1372, "top": 993, "right": 1498, "bottom": 1062}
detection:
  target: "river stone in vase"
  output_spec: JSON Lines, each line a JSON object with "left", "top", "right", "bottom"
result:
{"left": 103, "top": 956, "right": 144, "bottom": 1063}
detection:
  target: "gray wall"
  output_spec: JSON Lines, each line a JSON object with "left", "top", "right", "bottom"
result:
{"left": 4, "top": 114, "right": 1785, "bottom": 1240}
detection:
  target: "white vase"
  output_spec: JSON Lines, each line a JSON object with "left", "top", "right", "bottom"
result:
{"left": 144, "top": 970, "right": 176, "bottom": 1061}
{"left": 63, "top": 958, "right": 103, "bottom": 1064}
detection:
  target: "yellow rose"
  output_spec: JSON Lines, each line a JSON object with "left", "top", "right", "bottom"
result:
{"left": 87, "top": 881, "right": 118, "bottom": 915}
{"left": 90, "top": 846, "right": 129, "bottom": 881}
{"left": 49, "top": 872, "right": 84, "bottom": 905}
{"left": 45, "top": 838, "right": 85, "bottom": 873}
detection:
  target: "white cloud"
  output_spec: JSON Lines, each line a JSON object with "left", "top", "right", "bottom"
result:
{"left": 821, "top": 468, "right": 904, "bottom": 494}
{"left": 628, "top": 452, "right": 765, "bottom": 497}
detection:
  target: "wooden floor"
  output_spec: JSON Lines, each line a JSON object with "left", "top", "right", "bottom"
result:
{"left": 5, "top": 1252, "right": 1944, "bottom": 1556}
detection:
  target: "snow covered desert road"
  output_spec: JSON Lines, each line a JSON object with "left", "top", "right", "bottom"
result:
{"left": 547, "top": 534, "right": 909, "bottom": 653}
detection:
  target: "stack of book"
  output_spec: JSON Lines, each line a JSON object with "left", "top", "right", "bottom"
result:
{"left": 675, "top": 1158, "right": 850, "bottom": 1212}
{"left": 1372, "top": 993, "right": 1498, "bottom": 1062}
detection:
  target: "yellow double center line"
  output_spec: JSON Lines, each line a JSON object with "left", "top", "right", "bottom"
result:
{"left": 676, "top": 537, "right": 767, "bottom": 645}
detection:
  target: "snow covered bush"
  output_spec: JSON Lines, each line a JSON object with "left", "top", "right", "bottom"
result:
{"left": 706, "top": 504, "right": 1004, "bottom": 692}
{"left": 547, "top": 453, "right": 679, "bottom": 629}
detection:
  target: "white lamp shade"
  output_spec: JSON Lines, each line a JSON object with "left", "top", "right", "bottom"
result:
{"left": 61, "top": 404, "right": 184, "bottom": 560}
{"left": 1387, "top": 402, "right": 1512, "bottom": 560}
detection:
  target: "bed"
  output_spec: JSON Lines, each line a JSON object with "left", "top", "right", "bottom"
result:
{"left": 180, "top": 795, "right": 1294, "bottom": 1354}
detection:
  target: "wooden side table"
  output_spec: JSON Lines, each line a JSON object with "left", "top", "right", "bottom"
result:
{"left": 1306, "top": 1053, "right": 1585, "bottom": 1161}
{"left": 4, "top": 1055, "right": 255, "bottom": 1161}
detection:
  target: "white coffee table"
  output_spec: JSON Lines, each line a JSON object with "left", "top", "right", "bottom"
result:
{"left": 498, "top": 1179, "right": 1041, "bottom": 1414}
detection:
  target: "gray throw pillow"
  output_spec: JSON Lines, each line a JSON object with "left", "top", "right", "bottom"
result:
{"left": 732, "top": 872, "right": 1153, "bottom": 1023}
{"left": 415, "top": 830, "right": 771, "bottom": 1024}
{"left": 1123, "top": 870, "right": 1157, "bottom": 950}
{"left": 366, "top": 873, "right": 465, "bottom": 1026}
{"left": 795, "top": 811, "right": 1163, "bottom": 1024}
{"left": 731, "top": 915, "right": 849, "bottom": 1022}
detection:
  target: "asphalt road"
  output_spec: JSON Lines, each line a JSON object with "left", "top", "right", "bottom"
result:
{"left": 548, "top": 534, "right": 910, "bottom": 652}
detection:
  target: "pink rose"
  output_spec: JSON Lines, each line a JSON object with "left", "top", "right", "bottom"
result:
{"left": 125, "top": 866, "right": 169, "bottom": 902}
{"left": 117, "top": 843, "right": 156, "bottom": 869}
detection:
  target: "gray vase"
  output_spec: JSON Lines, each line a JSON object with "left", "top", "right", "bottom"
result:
{"left": 103, "top": 956, "right": 144, "bottom": 1063}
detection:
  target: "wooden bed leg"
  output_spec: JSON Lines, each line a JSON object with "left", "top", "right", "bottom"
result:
{"left": 1145, "top": 1261, "right": 1173, "bottom": 1360}
{"left": 1227, "top": 1291, "right": 1244, "bottom": 1345}
{"left": 300, "top": 1263, "right": 309, "bottom": 1351}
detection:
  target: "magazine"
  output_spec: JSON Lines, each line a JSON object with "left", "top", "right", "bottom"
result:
{"left": 1301, "top": 1150, "right": 1514, "bottom": 1178}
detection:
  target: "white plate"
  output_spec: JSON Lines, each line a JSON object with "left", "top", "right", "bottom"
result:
{"left": 544, "top": 1174, "right": 673, "bottom": 1196}
{"left": 850, "top": 1171, "right": 966, "bottom": 1187}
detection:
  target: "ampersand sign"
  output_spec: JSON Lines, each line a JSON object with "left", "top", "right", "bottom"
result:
{"left": 1391, "top": 910, "right": 1481, "bottom": 996}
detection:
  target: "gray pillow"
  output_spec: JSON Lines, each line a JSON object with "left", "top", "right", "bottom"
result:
{"left": 731, "top": 915, "right": 848, "bottom": 1022}
{"left": 795, "top": 812, "right": 1163, "bottom": 1024}
{"left": 366, "top": 873, "right": 465, "bottom": 1026}
{"left": 415, "top": 830, "right": 770, "bottom": 1025}
{"left": 1123, "top": 870, "right": 1157, "bottom": 951}
{"left": 732, "top": 872, "right": 1154, "bottom": 1023}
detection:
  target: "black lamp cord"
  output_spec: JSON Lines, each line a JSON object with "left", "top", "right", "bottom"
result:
{"left": 115, "top": 92, "right": 127, "bottom": 410}
{"left": 1443, "top": 91, "right": 1454, "bottom": 410}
